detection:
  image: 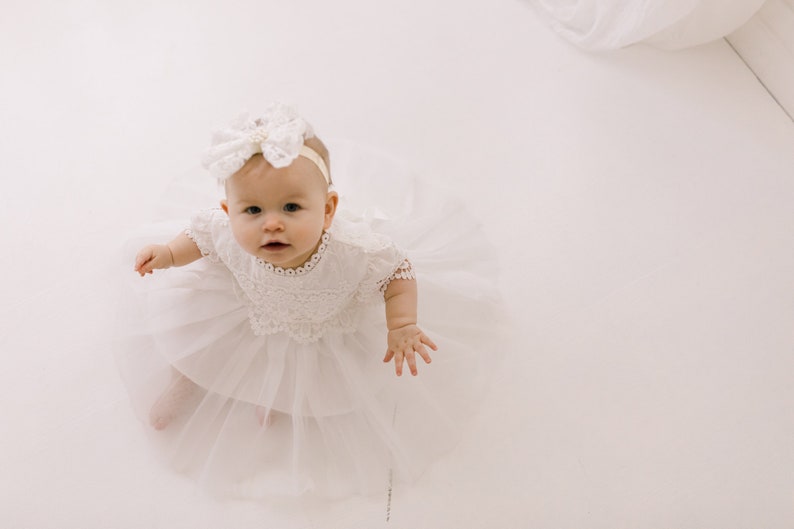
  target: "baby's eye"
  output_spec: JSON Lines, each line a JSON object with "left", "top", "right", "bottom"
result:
{"left": 245, "top": 206, "right": 262, "bottom": 214}
{"left": 283, "top": 203, "right": 300, "bottom": 213}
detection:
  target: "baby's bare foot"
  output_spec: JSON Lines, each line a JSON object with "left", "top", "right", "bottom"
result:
{"left": 149, "top": 373, "right": 196, "bottom": 430}
{"left": 256, "top": 406, "right": 277, "bottom": 427}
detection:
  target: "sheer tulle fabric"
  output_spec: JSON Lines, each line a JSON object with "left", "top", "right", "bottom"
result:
{"left": 116, "top": 141, "right": 504, "bottom": 499}
{"left": 529, "top": 0, "right": 767, "bottom": 50}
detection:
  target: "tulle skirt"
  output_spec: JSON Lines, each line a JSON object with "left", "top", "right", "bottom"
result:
{"left": 115, "top": 140, "right": 505, "bottom": 499}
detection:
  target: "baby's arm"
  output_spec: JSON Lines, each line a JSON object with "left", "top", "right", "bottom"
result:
{"left": 383, "top": 277, "right": 437, "bottom": 376}
{"left": 134, "top": 231, "right": 203, "bottom": 277}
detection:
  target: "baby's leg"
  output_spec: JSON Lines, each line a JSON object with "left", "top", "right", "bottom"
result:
{"left": 149, "top": 370, "right": 197, "bottom": 431}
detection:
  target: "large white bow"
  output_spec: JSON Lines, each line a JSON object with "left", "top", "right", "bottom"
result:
{"left": 202, "top": 102, "right": 315, "bottom": 181}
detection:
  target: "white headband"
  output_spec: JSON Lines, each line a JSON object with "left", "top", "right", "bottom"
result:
{"left": 297, "top": 145, "right": 330, "bottom": 184}
{"left": 202, "top": 103, "right": 330, "bottom": 185}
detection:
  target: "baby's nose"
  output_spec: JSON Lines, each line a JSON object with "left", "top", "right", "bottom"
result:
{"left": 261, "top": 212, "right": 284, "bottom": 231}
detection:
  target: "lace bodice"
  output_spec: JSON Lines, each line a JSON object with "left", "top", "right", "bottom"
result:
{"left": 186, "top": 209, "right": 415, "bottom": 343}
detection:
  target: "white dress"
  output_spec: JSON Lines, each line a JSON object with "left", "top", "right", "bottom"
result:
{"left": 116, "top": 142, "right": 504, "bottom": 499}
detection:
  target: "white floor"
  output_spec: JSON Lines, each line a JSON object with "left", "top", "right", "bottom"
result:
{"left": 1, "top": 1, "right": 792, "bottom": 527}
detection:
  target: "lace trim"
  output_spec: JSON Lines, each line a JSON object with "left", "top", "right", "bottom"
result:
{"left": 378, "top": 259, "right": 416, "bottom": 294}
{"left": 255, "top": 232, "right": 330, "bottom": 276}
{"left": 185, "top": 228, "right": 220, "bottom": 262}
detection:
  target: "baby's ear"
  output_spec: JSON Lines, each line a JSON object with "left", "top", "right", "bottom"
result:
{"left": 323, "top": 191, "right": 339, "bottom": 229}
{"left": 220, "top": 199, "right": 229, "bottom": 215}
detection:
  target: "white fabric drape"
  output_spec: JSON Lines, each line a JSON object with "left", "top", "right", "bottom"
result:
{"left": 530, "top": 0, "right": 768, "bottom": 50}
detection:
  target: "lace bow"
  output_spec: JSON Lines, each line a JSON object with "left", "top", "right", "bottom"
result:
{"left": 202, "top": 102, "right": 315, "bottom": 181}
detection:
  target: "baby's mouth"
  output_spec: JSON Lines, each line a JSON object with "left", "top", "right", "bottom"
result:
{"left": 262, "top": 241, "right": 289, "bottom": 250}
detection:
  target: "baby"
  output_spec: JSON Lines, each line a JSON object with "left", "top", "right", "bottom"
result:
{"left": 134, "top": 110, "right": 435, "bottom": 430}
{"left": 119, "top": 103, "right": 493, "bottom": 497}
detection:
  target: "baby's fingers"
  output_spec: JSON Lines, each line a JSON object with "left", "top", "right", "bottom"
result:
{"left": 404, "top": 349, "right": 419, "bottom": 376}
{"left": 135, "top": 259, "right": 154, "bottom": 276}
{"left": 414, "top": 342, "right": 433, "bottom": 365}
{"left": 134, "top": 248, "right": 154, "bottom": 271}
{"left": 384, "top": 349, "right": 406, "bottom": 376}
{"left": 404, "top": 341, "right": 434, "bottom": 376}
{"left": 393, "top": 350, "right": 405, "bottom": 376}
{"left": 383, "top": 349, "right": 395, "bottom": 363}
{"left": 421, "top": 333, "right": 438, "bottom": 352}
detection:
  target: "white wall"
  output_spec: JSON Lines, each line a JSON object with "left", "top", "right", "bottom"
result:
{"left": 728, "top": 0, "right": 794, "bottom": 119}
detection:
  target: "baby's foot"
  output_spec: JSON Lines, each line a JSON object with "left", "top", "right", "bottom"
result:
{"left": 255, "top": 406, "right": 277, "bottom": 428}
{"left": 149, "top": 373, "right": 196, "bottom": 431}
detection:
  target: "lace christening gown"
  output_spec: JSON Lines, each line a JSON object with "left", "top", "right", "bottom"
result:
{"left": 116, "top": 142, "right": 504, "bottom": 499}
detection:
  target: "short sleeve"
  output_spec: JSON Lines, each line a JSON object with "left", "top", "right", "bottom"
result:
{"left": 329, "top": 214, "right": 411, "bottom": 298}
{"left": 356, "top": 237, "right": 415, "bottom": 300}
{"left": 376, "top": 258, "right": 416, "bottom": 294}
{"left": 185, "top": 208, "right": 224, "bottom": 262}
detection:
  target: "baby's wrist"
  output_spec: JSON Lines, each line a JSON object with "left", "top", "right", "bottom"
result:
{"left": 164, "top": 244, "right": 176, "bottom": 268}
{"left": 387, "top": 320, "right": 417, "bottom": 331}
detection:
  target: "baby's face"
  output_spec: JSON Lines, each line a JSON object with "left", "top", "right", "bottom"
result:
{"left": 221, "top": 154, "right": 337, "bottom": 268}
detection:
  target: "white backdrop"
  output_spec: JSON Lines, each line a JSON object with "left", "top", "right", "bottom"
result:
{"left": 1, "top": 0, "right": 793, "bottom": 527}
{"left": 529, "top": 0, "right": 768, "bottom": 49}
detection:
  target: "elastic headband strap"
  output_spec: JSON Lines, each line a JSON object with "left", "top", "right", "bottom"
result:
{"left": 299, "top": 145, "right": 330, "bottom": 185}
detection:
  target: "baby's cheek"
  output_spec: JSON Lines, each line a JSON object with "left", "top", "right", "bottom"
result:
{"left": 230, "top": 223, "right": 256, "bottom": 253}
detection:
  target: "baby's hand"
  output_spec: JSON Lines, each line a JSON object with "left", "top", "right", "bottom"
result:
{"left": 384, "top": 324, "right": 437, "bottom": 376}
{"left": 134, "top": 244, "right": 173, "bottom": 276}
